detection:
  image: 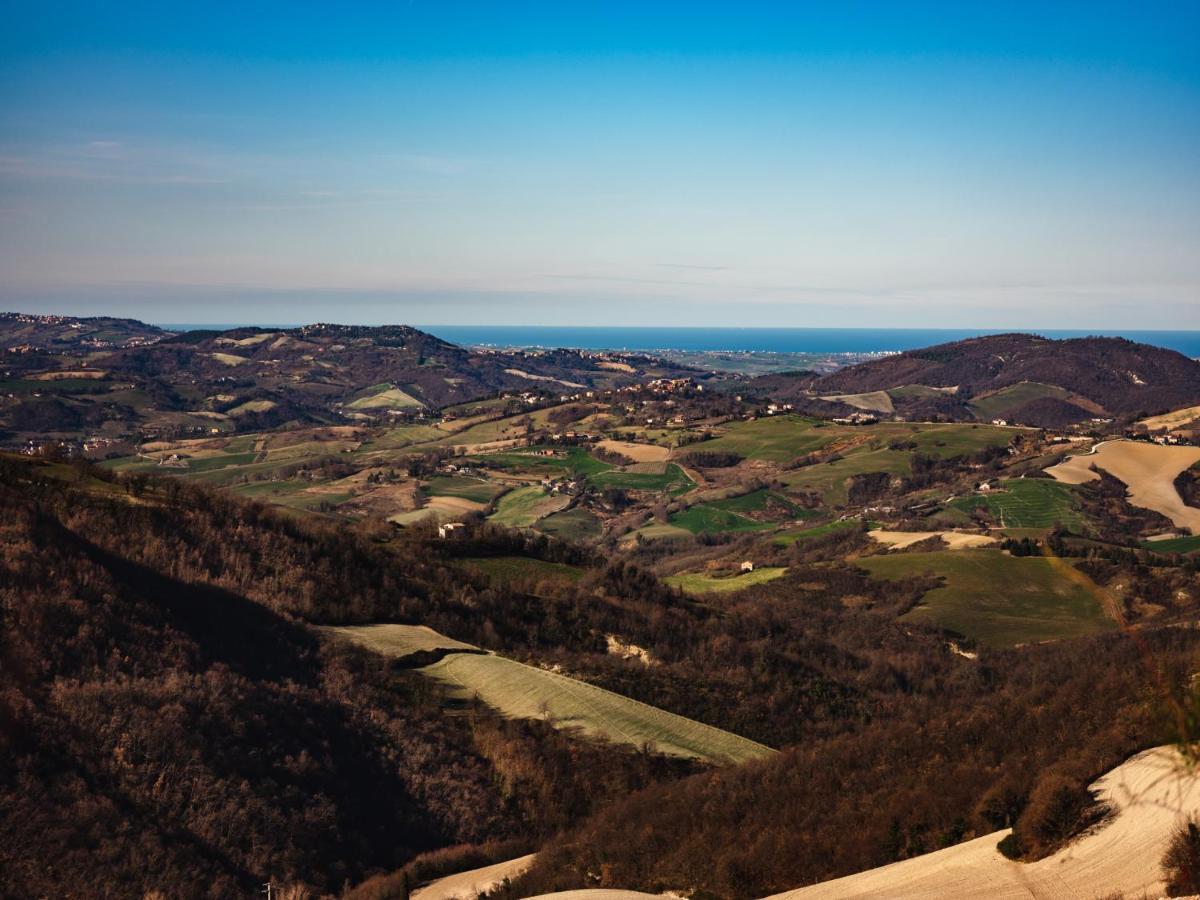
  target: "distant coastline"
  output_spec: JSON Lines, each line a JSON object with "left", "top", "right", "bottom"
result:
{"left": 156, "top": 324, "right": 1200, "bottom": 358}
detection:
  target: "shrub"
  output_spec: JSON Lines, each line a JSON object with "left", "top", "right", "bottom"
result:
{"left": 1163, "top": 819, "right": 1200, "bottom": 896}
{"left": 1011, "top": 771, "right": 1098, "bottom": 858}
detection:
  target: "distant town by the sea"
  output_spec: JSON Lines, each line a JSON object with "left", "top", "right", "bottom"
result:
{"left": 159, "top": 325, "right": 1200, "bottom": 358}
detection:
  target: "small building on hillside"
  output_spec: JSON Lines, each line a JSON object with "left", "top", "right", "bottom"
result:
{"left": 439, "top": 522, "right": 466, "bottom": 539}
{"left": 740, "top": 560, "right": 755, "bottom": 572}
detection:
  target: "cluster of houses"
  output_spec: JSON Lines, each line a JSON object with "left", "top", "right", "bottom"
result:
{"left": 831, "top": 412, "right": 878, "bottom": 425}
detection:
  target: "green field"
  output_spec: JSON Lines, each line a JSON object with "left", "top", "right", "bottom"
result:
{"left": 355, "top": 424, "right": 447, "bottom": 455}
{"left": 888, "top": 384, "right": 957, "bottom": 401}
{"left": 670, "top": 505, "right": 775, "bottom": 534}
{"left": 589, "top": 463, "right": 694, "bottom": 494}
{"left": 626, "top": 521, "right": 694, "bottom": 542}
{"left": 773, "top": 519, "right": 861, "bottom": 545}
{"left": 859, "top": 550, "right": 1115, "bottom": 647}
{"left": 537, "top": 507, "right": 603, "bottom": 542}
{"left": 481, "top": 446, "right": 613, "bottom": 478}
{"left": 687, "top": 416, "right": 840, "bottom": 462}
{"left": 230, "top": 480, "right": 352, "bottom": 513}
{"left": 420, "top": 651, "right": 775, "bottom": 763}
{"left": 459, "top": 555, "right": 585, "bottom": 586}
{"left": 488, "top": 485, "right": 570, "bottom": 527}
{"left": 781, "top": 447, "right": 914, "bottom": 506}
{"left": 1141, "top": 535, "right": 1200, "bottom": 555}
{"left": 423, "top": 475, "right": 506, "bottom": 504}
{"left": 667, "top": 488, "right": 802, "bottom": 535}
{"left": 105, "top": 450, "right": 259, "bottom": 476}
{"left": 969, "top": 382, "right": 1076, "bottom": 421}
{"left": 689, "top": 418, "right": 1018, "bottom": 467}
{"left": 664, "top": 567, "right": 788, "bottom": 594}
{"left": 949, "top": 478, "right": 1086, "bottom": 531}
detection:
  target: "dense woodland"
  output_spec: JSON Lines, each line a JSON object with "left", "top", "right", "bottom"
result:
{"left": 0, "top": 460, "right": 695, "bottom": 897}
{"left": 3, "top": 454, "right": 1200, "bottom": 898}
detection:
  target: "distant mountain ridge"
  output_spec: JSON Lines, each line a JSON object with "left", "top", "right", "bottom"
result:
{"left": 0, "top": 312, "right": 170, "bottom": 351}
{"left": 0, "top": 314, "right": 689, "bottom": 442}
{"left": 797, "top": 333, "right": 1200, "bottom": 427}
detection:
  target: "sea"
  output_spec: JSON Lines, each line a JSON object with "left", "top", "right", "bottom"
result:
{"left": 158, "top": 325, "right": 1200, "bottom": 358}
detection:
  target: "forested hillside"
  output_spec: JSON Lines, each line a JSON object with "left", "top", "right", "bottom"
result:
{"left": 794, "top": 333, "right": 1200, "bottom": 426}
{"left": 0, "top": 458, "right": 695, "bottom": 897}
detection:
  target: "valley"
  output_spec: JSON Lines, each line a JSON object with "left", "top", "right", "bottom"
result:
{"left": 5, "top": 318, "right": 1200, "bottom": 899}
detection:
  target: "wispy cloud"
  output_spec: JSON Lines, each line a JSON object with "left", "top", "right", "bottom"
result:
{"left": 0, "top": 139, "right": 230, "bottom": 185}
{"left": 386, "top": 153, "right": 472, "bottom": 176}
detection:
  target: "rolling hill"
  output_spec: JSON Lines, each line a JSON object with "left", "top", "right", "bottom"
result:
{"left": 778, "top": 333, "right": 1200, "bottom": 427}
{"left": 0, "top": 314, "right": 690, "bottom": 445}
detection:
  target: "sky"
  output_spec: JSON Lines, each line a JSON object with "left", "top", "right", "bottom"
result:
{"left": 1, "top": 1, "right": 1198, "bottom": 328}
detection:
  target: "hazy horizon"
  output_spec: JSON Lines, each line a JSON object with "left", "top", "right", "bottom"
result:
{"left": 3, "top": 2, "right": 1198, "bottom": 328}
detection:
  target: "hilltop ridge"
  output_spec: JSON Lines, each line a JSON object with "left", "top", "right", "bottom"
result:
{"left": 756, "top": 333, "right": 1200, "bottom": 427}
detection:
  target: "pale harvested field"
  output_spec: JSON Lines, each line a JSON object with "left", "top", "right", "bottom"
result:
{"left": 30, "top": 369, "right": 108, "bottom": 380}
{"left": 818, "top": 390, "right": 895, "bottom": 413}
{"left": 412, "top": 854, "right": 536, "bottom": 900}
{"left": 215, "top": 332, "right": 278, "bottom": 347}
{"left": 596, "top": 439, "right": 671, "bottom": 463}
{"left": 1139, "top": 404, "right": 1200, "bottom": 431}
{"left": 322, "top": 623, "right": 477, "bottom": 657}
{"left": 526, "top": 892, "right": 670, "bottom": 900}
{"left": 767, "top": 745, "right": 1200, "bottom": 900}
{"left": 387, "top": 495, "right": 485, "bottom": 524}
{"left": 870, "top": 530, "right": 998, "bottom": 550}
{"left": 597, "top": 360, "right": 636, "bottom": 372}
{"left": 227, "top": 399, "right": 277, "bottom": 416}
{"left": 1046, "top": 440, "right": 1200, "bottom": 531}
{"left": 503, "top": 368, "right": 585, "bottom": 389}
{"left": 208, "top": 352, "right": 249, "bottom": 366}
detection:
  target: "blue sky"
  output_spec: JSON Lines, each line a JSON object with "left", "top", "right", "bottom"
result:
{"left": 1, "top": 1, "right": 1198, "bottom": 327}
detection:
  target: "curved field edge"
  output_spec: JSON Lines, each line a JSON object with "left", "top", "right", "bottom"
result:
{"left": 765, "top": 745, "right": 1200, "bottom": 899}
{"left": 411, "top": 853, "right": 537, "bottom": 900}
{"left": 421, "top": 652, "right": 775, "bottom": 764}
{"left": 329, "top": 624, "right": 774, "bottom": 765}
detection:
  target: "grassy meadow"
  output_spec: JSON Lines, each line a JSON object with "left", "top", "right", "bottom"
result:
{"left": 949, "top": 478, "right": 1086, "bottom": 531}
{"left": 419, "top": 652, "right": 775, "bottom": 764}
{"left": 859, "top": 549, "right": 1115, "bottom": 647}
{"left": 665, "top": 567, "right": 789, "bottom": 594}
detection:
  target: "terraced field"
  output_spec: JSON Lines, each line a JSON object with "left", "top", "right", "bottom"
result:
{"left": 949, "top": 478, "right": 1086, "bottom": 531}
{"left": 859, "top": 550, "right": 1115, "bottom": 646}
